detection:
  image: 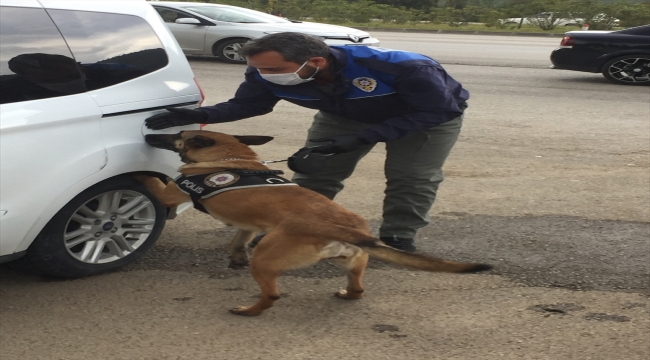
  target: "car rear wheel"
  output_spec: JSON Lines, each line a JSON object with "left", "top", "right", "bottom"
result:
{"left": 602, "top": 55, "right": 650, "bottom": 85}
{"left": 8, "top": 176, "right": 166, "bottom": 278}
{"left": 214, "top": 38, "right": 249, "bottom": 64}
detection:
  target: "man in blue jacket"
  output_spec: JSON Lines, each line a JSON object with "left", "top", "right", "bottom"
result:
{"left": 146, "top": 32, "right": 468, "bottom": 252}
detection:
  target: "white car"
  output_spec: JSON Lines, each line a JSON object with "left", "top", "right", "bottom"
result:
{"left": 0, "top": 0, "right": 202, "bottom": 277}
{"left": 501, "top": 12, "right": 580, "bottom": 27}
{"left": 148, "top": 1, "right": 381, "bottom": 64}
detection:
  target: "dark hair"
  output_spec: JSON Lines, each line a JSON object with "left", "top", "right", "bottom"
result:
{"left": 239, "top": 32, "right": 330, "bottom": 63}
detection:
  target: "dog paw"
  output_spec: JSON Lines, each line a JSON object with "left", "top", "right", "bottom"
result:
{"left": 228, "top": 253, "right": 250, "bottom": 269}
{"left": 229, "top": 306, "right": 262, "bottom": 316}
{"left": 134, "top": 174, "right": 159, "bottom": 186}
{"left": 334, "top": 289, "right": 363, "bottom": 300}
{"left": 134, "top": 174, "right": 150, "bottom": 183}
{"left": 228, "top": 261, "right": 249, "bottom": 269}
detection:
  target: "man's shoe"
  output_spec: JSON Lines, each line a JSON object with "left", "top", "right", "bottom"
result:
{"left": 380, "top": 236, "right": 416, "bottom": 253}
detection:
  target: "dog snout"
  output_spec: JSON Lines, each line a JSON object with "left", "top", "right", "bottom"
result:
{"left": 145, "top": 134, "right": 179, "bottom": 151}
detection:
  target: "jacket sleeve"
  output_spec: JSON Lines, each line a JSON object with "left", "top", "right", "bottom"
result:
{"left": 355, "top": 63, "right": 468, "bottom": 143}
{"left": 196, "top": 67, "right": 281, "bottom": 123}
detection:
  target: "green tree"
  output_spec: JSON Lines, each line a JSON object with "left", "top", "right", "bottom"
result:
{"left": 499, "top": 0, "right": 546, "bottom": 28}
{"left": 436, "top": 0, "right": 470, "bottom": 8}
{"left": 563, "top": 0, "right": 620, "bottom": 29}
{"left": 467, "top": 0, "right": 509, "bottom": 8}
{"left": 499, "top": 0, "right": 571, "bottom": 29}
{"left": 434, "top": 5, "right": 482, "bottom": 25}
{"left": 480, "top": 8, "right": 508, "bottom": 27}
{"left": 373, "top": 0, "right": 437, "bottom": 10}
{"left": 609, "top": 0, "right": 650, "bottom": 27}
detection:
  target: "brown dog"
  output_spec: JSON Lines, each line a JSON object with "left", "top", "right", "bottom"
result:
{"left": 137, "top": 130, "right": 491, "bottom": 316}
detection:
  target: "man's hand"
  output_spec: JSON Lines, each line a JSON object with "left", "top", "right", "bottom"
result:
{"left": 145, "top": 107, "right": 208, "bottom": 130}
{"left": 310, "top": 134, "right": 370, "bottom": 154}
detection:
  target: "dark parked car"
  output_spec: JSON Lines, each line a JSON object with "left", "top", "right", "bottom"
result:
{"left": 550, "top": 25, "right": 650, "bottom": 85}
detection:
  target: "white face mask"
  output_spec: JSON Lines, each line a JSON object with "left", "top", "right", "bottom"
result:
{"left": 258, "top": 61, "right": 319, "bottom": 86}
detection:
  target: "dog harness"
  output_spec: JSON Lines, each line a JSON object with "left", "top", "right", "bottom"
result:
{"left": 175, "top": 169, "right": 297, "bottom": 214}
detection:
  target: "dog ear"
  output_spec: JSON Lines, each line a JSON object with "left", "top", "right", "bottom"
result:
{"left": 233, "top": 136, "right": 274, "bottom": 146}
{"left": 185, "top": 135, "right": 216, "bottom": 148}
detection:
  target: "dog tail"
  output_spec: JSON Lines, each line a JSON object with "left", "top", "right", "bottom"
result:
{"left": 356, "top": 238, "right": 492, "bottom": 274}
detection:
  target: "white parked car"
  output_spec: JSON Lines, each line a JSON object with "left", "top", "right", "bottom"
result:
{"left": 148, "top": 1, "right": 381, "bottom": 64}
{"left": 0, "top": 0, "right": 202, "bottom": 277}
{"left": 500, "top": 12, "right": 581, "bottom": 27}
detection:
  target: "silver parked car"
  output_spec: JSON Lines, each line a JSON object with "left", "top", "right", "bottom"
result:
{"left": 149, "top": 1, "right": 380, "bottom": 64}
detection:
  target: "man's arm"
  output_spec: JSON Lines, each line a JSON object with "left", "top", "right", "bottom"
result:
{"left": 146, "top": 68, "right": 281, "bottom": 130}
{"left": 197, "top": 67, "right": 281, "bottom": 123}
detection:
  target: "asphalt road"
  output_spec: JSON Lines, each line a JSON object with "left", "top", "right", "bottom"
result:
{"left": 376, "top": 32, "right": 563, "bottom": 68}
{"left": 1, "top": 33, "right": 648, "bottom": 360}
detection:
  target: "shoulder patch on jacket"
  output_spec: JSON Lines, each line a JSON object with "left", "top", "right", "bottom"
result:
{"left": 352, "top": 77, "right": 378, "bottom": 92}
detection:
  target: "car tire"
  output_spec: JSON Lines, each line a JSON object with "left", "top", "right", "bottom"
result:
{"left": 214, "top": 38, "right": 249, "bottom": 64}
{"left": 601, "top": 55, "right": 650, "bottom": 86}
{"left": 7, "top": 175, "right": 167, "bottom": 278}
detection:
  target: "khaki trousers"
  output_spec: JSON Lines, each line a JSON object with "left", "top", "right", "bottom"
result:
{"left": 292, "top": 110, "right": 463, "bottom": 239}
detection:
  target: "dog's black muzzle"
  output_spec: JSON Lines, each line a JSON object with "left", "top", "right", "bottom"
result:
{"left": 145, "top": 134, "right": 180, "bottom": 152}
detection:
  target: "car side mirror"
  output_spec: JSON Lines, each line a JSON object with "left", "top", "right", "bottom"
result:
{"left": 175, "top": 18, "right": 201, "bottom": 25}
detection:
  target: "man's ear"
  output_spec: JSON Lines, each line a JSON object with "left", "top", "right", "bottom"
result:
{"left": 233, "top": 136, "right": 274, "bottom": 146}
{"left": 185, "top": 135, "right": 216, "bottom": 148}
{"left": 310, "top": 56, "right": 328, "bottom": 68}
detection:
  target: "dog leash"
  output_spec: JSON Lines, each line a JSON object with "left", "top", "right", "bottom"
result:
{"left": 217, "top": 157, "right": 288, "bottom": 166}
{"left": 261, "top": 159, "right": 288, "bottom": 165}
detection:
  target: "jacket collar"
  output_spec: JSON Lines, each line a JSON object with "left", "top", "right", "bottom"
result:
{"left": 328, "top": 47, "right": 348, "bottom": 77}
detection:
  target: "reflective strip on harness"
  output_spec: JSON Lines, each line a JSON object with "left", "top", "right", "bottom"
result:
{"left": 175, "top": 170, "right": 297, "bottom": 201}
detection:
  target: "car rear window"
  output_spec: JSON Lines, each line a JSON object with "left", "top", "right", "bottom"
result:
{"left": 0, "top": 7, "right": 170, "bottom": 105}
{"left": 47, "top": 9, "right": 169, "bottom": 91}
{"left": 0, "top": 6, "right": 86, "bottom": 105}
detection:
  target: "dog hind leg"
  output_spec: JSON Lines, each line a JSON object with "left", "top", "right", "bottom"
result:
{"left": 330, "top": 247, "right": 369, "bottom": 300}
{"left": 227, "top": 229, "right": 256, "bottom": 268}
{"left": 229, "top": 264, "right": 281, "bottom": 316}
{"left": 229, "top": 234, "right": 323, "bottom": 316}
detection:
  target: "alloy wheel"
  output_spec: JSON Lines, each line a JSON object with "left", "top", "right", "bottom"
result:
{"left": 63, "top": 190, "right": 157, "bottom": 264}
{"left": 221, "top": 42, "right": 245, "bottom": 62}
{"left": 606, "top": 57, "right": 650, "bottom": 84}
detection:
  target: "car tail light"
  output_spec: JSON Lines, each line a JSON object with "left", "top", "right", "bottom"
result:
{"left": 560, "top": 36, "right": 575, "bottom": 48}
{"left": 194, "top": 77, "right": 207, "bottom": 129}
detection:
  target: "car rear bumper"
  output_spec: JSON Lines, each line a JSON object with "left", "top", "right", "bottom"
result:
{"left": 550, "top": 48, "right": 599, "bottom": 73}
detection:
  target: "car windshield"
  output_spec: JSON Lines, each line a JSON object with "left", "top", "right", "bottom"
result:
{"left": 183, "top": 5, "right": 290, "bottom": 24}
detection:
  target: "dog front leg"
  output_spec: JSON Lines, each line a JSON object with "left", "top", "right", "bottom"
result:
{"left": 136, "top": 175, "right": 190, "bottom": 208}
{"left": 227, "top": 229, "right": 256, "bottom": 268}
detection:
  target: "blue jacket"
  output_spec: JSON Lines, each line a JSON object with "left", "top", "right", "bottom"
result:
{"left": 197, "top": 46, "right": 469, "bottom": 143}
